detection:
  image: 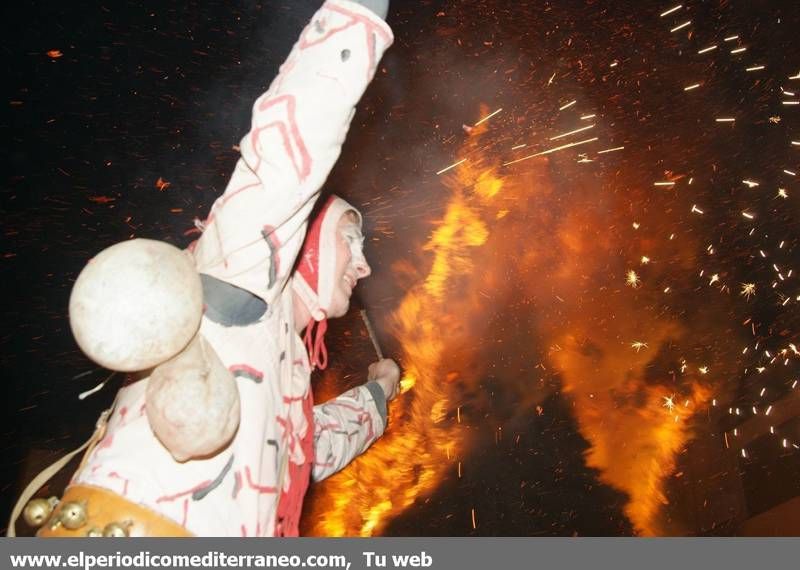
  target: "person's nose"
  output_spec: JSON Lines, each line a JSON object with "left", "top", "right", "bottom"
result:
{"left": 354, "top": 256, "right": 371, "bottom": 279}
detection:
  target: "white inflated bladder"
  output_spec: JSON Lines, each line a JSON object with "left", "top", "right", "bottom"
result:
{"left": 146, "top": 334, "right": 240, "bottom": 461}
{"left": 69, "top": 238, "right": 204, "bottom": 372}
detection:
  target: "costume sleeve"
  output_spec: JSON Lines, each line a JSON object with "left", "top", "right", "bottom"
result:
{"left": 311, "top": 384, "right": 386, "bottom": 481}
{"left": 192, "top": 0, "right": 393, "bottom": 306}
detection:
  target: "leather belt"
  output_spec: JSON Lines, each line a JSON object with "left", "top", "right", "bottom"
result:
{"left": 37, "top": 485, "right": 193, "bottom": 537}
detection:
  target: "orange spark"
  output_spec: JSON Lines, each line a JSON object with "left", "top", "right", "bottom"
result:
{"left": 156, "top": 177, "right": 171, "bottom": 191}
{"left": 88, "top": 196, "right": 115, "bottom": 204}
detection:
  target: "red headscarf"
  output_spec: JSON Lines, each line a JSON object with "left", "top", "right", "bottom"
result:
{"left": 292, "top": 195, "right": 363, "bottom": 370}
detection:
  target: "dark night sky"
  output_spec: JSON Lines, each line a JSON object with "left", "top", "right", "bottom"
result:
{"left": 2, "top": 1, "right": 799, "bottom": 536}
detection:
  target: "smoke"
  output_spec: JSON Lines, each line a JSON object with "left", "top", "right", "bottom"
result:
{"left": 306, "top": 0, "right": 764, "bottom": 536}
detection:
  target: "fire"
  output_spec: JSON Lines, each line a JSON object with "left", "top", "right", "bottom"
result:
{"left": 540, "top": 202, "right": 715, "bottom": 535}
{"left": 423, "top": 195, "right": 489, "bottom": 301}
{"left": 306, "top": 119, "right": 498, "bottom": 536}
{"left": 308, "top": 100, "right": 717, "bottom": 536}
{"left": 551, "top": 328, "right": 711, "bottom": 535}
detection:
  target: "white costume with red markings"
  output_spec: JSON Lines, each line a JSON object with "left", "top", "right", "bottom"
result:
{"left": 72, "top": 0, "right": 393, "bottom": 536}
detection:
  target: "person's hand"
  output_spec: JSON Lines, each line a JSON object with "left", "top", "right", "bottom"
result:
{"left": 368, "top": 358, "right": 400, "bottom": 401}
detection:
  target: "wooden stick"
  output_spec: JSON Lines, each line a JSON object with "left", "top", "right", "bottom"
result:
{"left": 360, "top": 309, "right": 384, "bottom": 360}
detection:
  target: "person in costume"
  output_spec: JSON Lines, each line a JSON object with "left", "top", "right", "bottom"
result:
{"left": 13, "top": 0, "right": 398, "bottom": 537}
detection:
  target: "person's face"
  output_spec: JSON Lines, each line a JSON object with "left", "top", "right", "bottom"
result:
{"left": 328, "top": 212, "right": 371, "bottom": 318}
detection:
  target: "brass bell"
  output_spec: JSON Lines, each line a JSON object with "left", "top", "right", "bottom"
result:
{"left": 102, "top": 521, "right": 131, "bottom": 537}
{"left": 22, "top": 496, "right": 59, "bottom": 528}
{"left": 85, "top": 527, "right": 103, "bottom": 537}
{"left": 58, "top": 501, "right": 88, "bottom": 530}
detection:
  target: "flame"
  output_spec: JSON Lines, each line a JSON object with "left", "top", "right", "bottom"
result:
{"left": 306, "top": 120, "right": 498, "bottom": 536}
{"left": 423, "top": 194, "right": 489, "bottom": 301}
{"left": 308, "top": 102, "right": 716, "bottom": 535}
{"left": 539, "top": 200, "right": 715, "bottom": 535}
{"left": 551, "top": 328, "right": 711, "bottom": 535}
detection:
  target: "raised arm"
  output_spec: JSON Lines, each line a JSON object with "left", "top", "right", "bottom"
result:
{"left": 192, "top": 0, "right": 393, "bottom": 306}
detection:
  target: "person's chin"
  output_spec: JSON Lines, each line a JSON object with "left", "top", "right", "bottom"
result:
{"left": 329, "top": 297, "right": 350, "bottom": 319}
